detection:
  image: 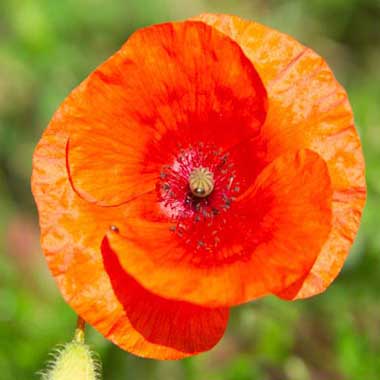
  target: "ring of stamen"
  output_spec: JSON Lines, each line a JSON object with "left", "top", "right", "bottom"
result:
{"left": 189, "top": 167, "right": 214, "bottom": 198}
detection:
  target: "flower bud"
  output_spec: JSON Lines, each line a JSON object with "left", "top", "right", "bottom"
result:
{"left": 40, "top": 328, "right": 101, "bottom": 380}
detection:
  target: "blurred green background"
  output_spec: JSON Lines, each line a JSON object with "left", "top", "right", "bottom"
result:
{"left": 0, "top": 0, "right": 379, "bottom": 379}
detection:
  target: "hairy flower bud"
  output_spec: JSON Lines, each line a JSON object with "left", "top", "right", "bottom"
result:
{"left": 40, "top": 328, "right": 101, "bottom": 380}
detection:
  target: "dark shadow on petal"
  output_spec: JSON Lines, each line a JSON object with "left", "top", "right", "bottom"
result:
{"left": 274, "top": 274, "right": 308, "bottom": 300}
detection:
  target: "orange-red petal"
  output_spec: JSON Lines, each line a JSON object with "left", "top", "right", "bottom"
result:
{"left": 106, "top": 149, "right": 332, "bottom": 307}
{"left": 196, "top": 13, "right": 366, "bottom": 299}
{"left": 32, "top": 80, "right": 228, "bottom": 361}
{"left": 66, "top": 20, "right": 267, "bottom": 206}
{"left": 101, "top": 237, "right": 229, "bottom": 356}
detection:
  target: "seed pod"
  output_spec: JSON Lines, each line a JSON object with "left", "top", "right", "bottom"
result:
{"left": 189, "top": 167, "right": 214, "bottom": 198}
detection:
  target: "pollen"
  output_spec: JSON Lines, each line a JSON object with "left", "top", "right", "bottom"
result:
{"left": 188, "top": 167, "right": 215, "bottom": 198}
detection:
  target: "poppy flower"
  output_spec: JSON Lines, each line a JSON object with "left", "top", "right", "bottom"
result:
{"left": 32, "top": 14, "right": 366, "bottom": 359}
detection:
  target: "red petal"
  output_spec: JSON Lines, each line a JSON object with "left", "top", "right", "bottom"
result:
{"left": 66, "top": 20, "right": 267, "bottom": 206}
{"left": 101, "top": 237, "right": 229, "bottom": 357}
{"left": 196, "top": 13, "right": 366, "bottom": 299}
{"left": 106, "top": 149, "right": 332, "bottom": 307}
{"left": 32, "top": 92, "right": 228, "bottom": 360}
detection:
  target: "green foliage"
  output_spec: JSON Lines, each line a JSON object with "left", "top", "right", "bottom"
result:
{"left": 0, "top": 1, "right": 379, "bottom": 379}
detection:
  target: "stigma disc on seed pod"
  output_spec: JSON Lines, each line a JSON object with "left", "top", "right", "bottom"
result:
{"left": 189, "top": 167, "right": 215, "bottom": 198}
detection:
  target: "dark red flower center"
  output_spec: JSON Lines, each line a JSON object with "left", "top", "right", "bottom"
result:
{"left": 157, "top": 142, "right": 241, "bottom": 254}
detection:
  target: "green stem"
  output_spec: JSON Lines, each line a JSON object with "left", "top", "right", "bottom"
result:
{"left": 74, "top": 316, "right": 86, "bottom": 343}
